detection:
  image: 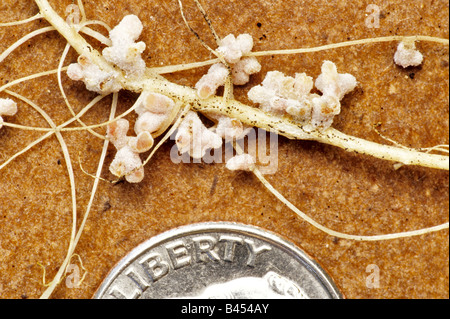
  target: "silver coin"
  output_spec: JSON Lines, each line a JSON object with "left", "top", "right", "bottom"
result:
{"left": 94, "top": 222, "right": 342, "bottom": 299}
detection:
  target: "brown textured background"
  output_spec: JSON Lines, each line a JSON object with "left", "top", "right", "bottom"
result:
{"left": 0, "top": 0, "right": 448, "bottom": 299}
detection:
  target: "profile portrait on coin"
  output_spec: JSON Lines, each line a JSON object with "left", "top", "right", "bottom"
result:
{"left": 188, "top": 271, "right": 309, "bottom": 299}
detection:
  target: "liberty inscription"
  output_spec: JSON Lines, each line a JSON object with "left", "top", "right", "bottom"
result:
{"left": 106, "top": 234, "right": 272, "bottom": 299}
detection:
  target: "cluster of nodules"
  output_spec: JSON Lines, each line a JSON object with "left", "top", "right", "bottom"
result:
{"left": 64, "top": 14, "right": 254, "bottom": 180}
{"left": 65, "top": 13, "right": 360, "bottom": 176}
{"left": 107, "top": 92, "right": 175, "bottom": 183}
{"left": 188, "top": 33, "right": 266, "bottom": 170}
{"left": 67, "top": 14, "right": 146, "bottom": 94}
{"left": 195, "top": 33, "right": 262, "bottom": 98}
{"left": 63, "top": 14, "right": 424, "bottom": 179}
{"left": 248, "top": 61, "right": 357, "bottom": 130}
{"left": 194, "top": 33, "right": 360, "bottom": 131}
{"left": 190, "top": 34, "right": 359, "bottom": 171}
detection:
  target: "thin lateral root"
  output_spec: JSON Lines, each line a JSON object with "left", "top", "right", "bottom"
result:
{"left": 0, "top": 13, "right": 42, "bottom": 27}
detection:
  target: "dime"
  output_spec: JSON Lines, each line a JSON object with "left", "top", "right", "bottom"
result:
{"left": 94, "top": 222, "right": 342, "bottom": 299}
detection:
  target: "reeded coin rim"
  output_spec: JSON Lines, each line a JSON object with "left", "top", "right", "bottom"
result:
{"left": 93, "top": 222, "right": 343, "bottom": 299}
